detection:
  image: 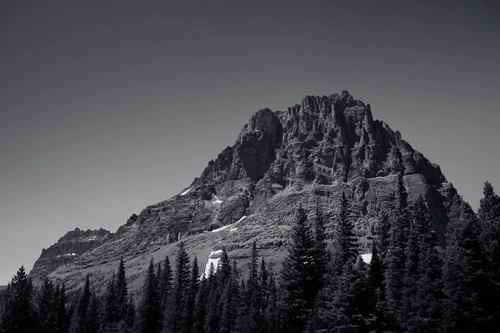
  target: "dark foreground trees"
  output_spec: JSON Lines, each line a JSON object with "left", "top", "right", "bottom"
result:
{"left": 2, "top": 182, "right": 500, "bottom": 333}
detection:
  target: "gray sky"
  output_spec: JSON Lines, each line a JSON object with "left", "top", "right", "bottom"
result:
{"left": 1, "top": 0, "right": 499, "bottom": 284}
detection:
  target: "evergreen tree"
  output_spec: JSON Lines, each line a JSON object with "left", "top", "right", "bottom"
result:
{"left": 37, "top": 278, "right": 57, "bottom": 333}
{"left": 124, "top": 295, "right": 135, "bottom": 330}
{"left": 478, "top": 181, "right": 500, "bottom": 328}
{"left": 260, "top": 257, "right": 269, "bottom": 321}
{"left": 281, "top": 207, "right": 317, "bottom": 333}
{"left": 159, "top": 256, "right": 173, "bottom": 310}
{"left": 328, "top": 259, "right": 373, "bottom": 332}
{"left": 103, "top": 274, "right": 119, "bottom": 326}
{"left": 220, "top": 260, "right": 239, "bottom": 333}
{"left": 204, "top": 264, "right": 220, "bottom": 333}
{"left": 384, "top": 202, "right": 409, "bottom": 325}
{"left": 193, "top": 276, "right": 208, "bottom": 333}
{"left": 136, "top": 259, "right": 163, "bottom": 333}
{"left": 219, "top": 248, "right": 231, "bottom": 285}
{"left": 183, "top": 256, "right": 199, "bottom": 333}
{"left": 368, "top": 241, "right": 384, "bottom": 310}
{"left": 312, "top": 203, "right": 328, "bottom": 294}
{"left": 332, "top": 192, "right": 358, "bottom": 274}
{"left": 168, "top": 242, "right": 191, "bottom": 332}
{"left": 265, "top": 274, "right": 279, "bottom": 333}
{"left": 74, "top": 275, "right": 92, "bottom": 333}
{"left": 244, "top": 241, "right": 263, "bottom": 333}
{"left": 0, "top": 266, "right": 36, "bottom": 333}
{"left": 87, "top": 292, "right": 101, "bottom": 333}
{"left": 115, "top": 257, "right": 128, "bottom": 318}
{"left": 443, "top": 200, "right": 491, "bottom": 332}
{"left": 55, "top": 284, "right": 69, "bottom": 333}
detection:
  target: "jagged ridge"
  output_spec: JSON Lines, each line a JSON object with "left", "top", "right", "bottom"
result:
{"left": 29, "top": 91, "right": 460, "bottom": 296}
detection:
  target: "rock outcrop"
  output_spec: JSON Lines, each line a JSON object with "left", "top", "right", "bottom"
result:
{"left": 30, "top": 228, "right": 111, "bottom": 282}
{"left": 29, "top": 91, "right": 461, "bottom": 296}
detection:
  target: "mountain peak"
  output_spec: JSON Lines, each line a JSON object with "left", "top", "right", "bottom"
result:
{"left": 29, "top": 92, "right": 458, "bottom": 296}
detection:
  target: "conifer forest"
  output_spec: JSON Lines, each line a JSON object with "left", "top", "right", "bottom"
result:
{"left": 1, "top": 181, "right": 499, "bottom": 333}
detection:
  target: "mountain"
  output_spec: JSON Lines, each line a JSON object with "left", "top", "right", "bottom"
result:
{"left": 29, "top": 91, "right": 460, "bottom": 295}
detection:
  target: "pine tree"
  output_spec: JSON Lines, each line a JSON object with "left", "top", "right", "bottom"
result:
{"left": 115, "top": 258, "right": 128, "bottom": 318}
{"left": 260, "top": 257, "right": 269, "bottom": 321}
{"left": 478, "top": 181, "right": 500, "bottom": 329}
{"left": 168, "top": 242, "right": 191, "bottom": 332}
{"left": 332, "top": 192, "right": 358, "bottom": 274}
{"left": 281, "top": 207, "right": 317, "bottom": 333}
{"left": 368, "top": 241, "right": 383, "bottom": 305}
{"left": 384, "top": 201, "right": 409, "bottom": 325}
{"left": 312, "top": 203, "right": 328, "bottom": 295}
{"left": 220, "top": 260, "right": 239, "bottom": 333}
{"left": 74, "top": 275, "right": 92, "bottom": 333}
{"left": 204, "top": 265, "right": 220, "bottom": 333}
{"left": 55, "top": 284, "right": 69, "bottom": 333}
{"left": 265, "top": 274, "right": 279, "bottom": 333}
{"left": 400, "top": 200, "right": 424, "bottom": 330}
{"left": 159, "top": 256, "right": 173, "bottom": 311}
{"left": 103, "top": 274, "right": 119, "bottom": 327}
{"left": 327, "top": 259, "right": 373, "bottom": 332}
{"left": 218, "top": 248, "right": 231, "bottom": 285}
{"left": 136, "top": 259, "right": 163, "bottom": 333}
{"left": 443, "top": 200, "right": 491, "bottom": 332}
{"left": 183, "top": 256, "right": 199, "bottom": 333}
{"left": 0, "top": 266, "right": 36, "bottom": 333}
{"left": 124, "top": 295, "right": 135, "bottom": 330}
{"left": 193, "top": 276, "right": 208, "bottom": 333}
{"left": 87, "top": 292, "right": 101, "bottom": 333}
{"left": 244, "top": 241, "right": 263, "bottom": 333}
{"left": 37, "top": 278, "right": 57, "bottom": 333}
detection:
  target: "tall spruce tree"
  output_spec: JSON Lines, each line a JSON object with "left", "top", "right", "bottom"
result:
{"left": 245, "top": 241, "right": 263, "bottom": 333}
{"left": 478, "top": 181, "right": 500, "bottom": 328}
{"left": 193, "top": 276, "right": 208, "bottom": 333}
{"left": 55, "top": 284, "right": 69, "bottom": 333}
{"left": 159, "top": 256, "right": 173, "bottom": 310}
{"left": 312, "top": 203, "right": 328, "bottom": 295}
{"left": 169, "top": 241, "right": 191, "bottom": 333}
{"left": 183, "top": 256, "right": 199, "bottom": 333}
{"left": 281, "top": 207, "right": 317, "bottom": 333}
{"left": 443, "top": 200, "right": 491, "bottom": 332}
{"left": 0, "top": 266, "right": 36, "bottom": 333}
{"left": 37, "top": 278, "right": 57, "bottom": 333}
{"left": 137, "top": 259, "right": 163, "bottom": 333}
{"left": 384, "top": 199, "right": 409, "bottom": 326}
{"left": 115, "top": 258, "right": 128, "bottom": 318}
{"left": 74, "top": 275, "right": 92, "bottom": 333}
{"left": 103, "top": 274, "right": 119, "bottom": 327}
{"left": 87, "top": 292, "right": 101, "bottom": 333}
{"left": 332, "top": 192, "right": 358, "bottom": 274}
{"left": 220, "top": 259, "right": 239, "bottom": 333}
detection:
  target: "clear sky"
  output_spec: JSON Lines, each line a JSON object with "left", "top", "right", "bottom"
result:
{"left": 0, "top": 0, "right": 499, "bottom": 284}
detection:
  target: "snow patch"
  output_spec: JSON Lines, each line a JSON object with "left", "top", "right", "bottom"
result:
{"left": 211, "top": 216, "right": 246, "bottom": 233}
{"left": 211, "top": 224, "right": 233, "bottom": 233}
{"left": 203, "top": 250, "right": 223, "bottom": 278}
{"left": 213, "top": 195, "right": 222, "bottom": 204}
{"left": 235, "top": 215, "right": 247, "bottom": 223}
{"left": 180, "top": 188, "right": 192, "bottom": 196}
{"left": 229, "top": 227, "right": 238, "bottom": 232}
{"left": 361, "top": 253, "right": 372, "bottom": 264}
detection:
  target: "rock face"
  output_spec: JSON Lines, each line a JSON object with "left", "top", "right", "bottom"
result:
{"left": 30, "top": 228, "right": 111, "bottom": 282}
{"left": 29, "top": 91, "right": 461, "bottom": 296}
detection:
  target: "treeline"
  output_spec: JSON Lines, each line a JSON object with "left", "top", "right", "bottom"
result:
{"left": 1, "top": 181, "right": 500, "bottom": 333}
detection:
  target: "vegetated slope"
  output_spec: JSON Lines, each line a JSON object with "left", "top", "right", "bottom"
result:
{"left": 29, "top": 91, "right": 460, "bottom": 297}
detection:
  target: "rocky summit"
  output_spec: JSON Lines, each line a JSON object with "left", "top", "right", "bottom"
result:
{"left": 29, "top": 91, "right": 461, "bottom": 296}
